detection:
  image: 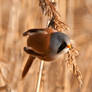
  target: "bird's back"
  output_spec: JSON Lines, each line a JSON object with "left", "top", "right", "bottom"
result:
{"left": 27, "top": 33, "right": 50, "bottom": 54}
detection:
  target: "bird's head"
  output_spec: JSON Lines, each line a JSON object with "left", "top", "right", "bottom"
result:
{"left": 50, "top": 32, "right": 71, "bottom": 54}
{"left": 57, "top": 32, "right": 71, "bottom": 53}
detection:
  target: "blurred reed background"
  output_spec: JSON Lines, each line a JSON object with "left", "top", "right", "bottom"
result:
{"left": 0, "top": 0, "right": 92, "bottom": 92}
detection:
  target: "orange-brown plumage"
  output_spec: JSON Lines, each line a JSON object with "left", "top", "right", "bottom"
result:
{"left": 22, "top": 28, "right": 71, "bottom": 78}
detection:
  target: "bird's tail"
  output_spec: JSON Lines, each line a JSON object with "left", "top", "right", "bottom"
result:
{"left": 22, "top": 55, "right": 35, "bottom": 79}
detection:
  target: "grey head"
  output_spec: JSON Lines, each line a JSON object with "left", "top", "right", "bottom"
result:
{"left": 50, "top": 32, "right": 71, "bottom": 54}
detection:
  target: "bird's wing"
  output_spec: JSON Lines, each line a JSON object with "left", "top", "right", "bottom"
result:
{"left": 24, "top": 47, "right": 42, "bottom": 56}
{"left": 23, "top": 28, "right": 55, "bottom": 54}
{"left": 23, "top": 28, "right": 56, "bottom": 36}
{"left": 23, "top": 29, "right": 48, "bottom": 36}
{"left": 22, "top": 55, "right": 35, "bottom": 79}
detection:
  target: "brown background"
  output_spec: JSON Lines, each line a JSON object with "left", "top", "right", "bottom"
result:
{"left": 0, "top": 0, "right": 92, "bottom": 92}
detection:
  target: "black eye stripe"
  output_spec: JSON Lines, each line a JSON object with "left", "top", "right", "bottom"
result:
{"left": 57, "top": 42, "right": 67, "bottom": 53}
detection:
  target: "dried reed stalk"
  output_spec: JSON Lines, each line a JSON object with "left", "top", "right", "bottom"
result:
{"left": 39, "top": 0, "right": 70, "bottom": 32}
{"left": 65, "top": 46, "right": 83, "bottom": 87}
{"left": 36, "top": 60, "right": 44, "bottom": 92}
{"left": 39, "top": 0, "right": 83, "bottom": 87}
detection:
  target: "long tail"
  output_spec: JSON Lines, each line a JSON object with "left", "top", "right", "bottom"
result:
{"left": 22, "top": 55, "right": 35, "bottom": 79}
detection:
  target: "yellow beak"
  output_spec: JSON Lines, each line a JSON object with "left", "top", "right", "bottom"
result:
{"left": 67, "top": 44, "right": 71, "bottom": 48}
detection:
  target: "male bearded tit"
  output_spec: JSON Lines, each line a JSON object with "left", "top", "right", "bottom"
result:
{"left": 22, "top": 28, "right": 71, "bottom": 78}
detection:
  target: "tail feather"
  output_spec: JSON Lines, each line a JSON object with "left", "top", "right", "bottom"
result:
{"left": 22, "top": 55, "right": 35, "bottom": 79}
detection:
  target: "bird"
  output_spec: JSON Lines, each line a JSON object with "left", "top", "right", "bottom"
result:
{"left": 22, "top": 28, "right": 71, "bottom": 78}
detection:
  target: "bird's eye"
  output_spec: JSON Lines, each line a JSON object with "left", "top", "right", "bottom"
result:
{"left": 57, "top": 42, "right": 67, "bottom": 53}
